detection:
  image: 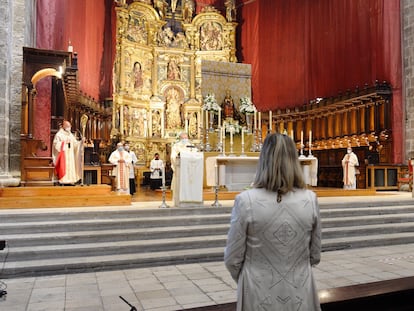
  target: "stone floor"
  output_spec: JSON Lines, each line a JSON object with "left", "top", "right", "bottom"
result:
{"left": 1, "top": 192, "right": 414, "bottom": 311}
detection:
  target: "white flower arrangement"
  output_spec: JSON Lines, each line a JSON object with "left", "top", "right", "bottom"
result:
{"left": 202, "top": 93, "right": 221, "bottom": 113}
{"left": 239, "top": 96, "right": 256, "bottom": 114}
{"left": 224, "top": 120, "right": 242, "bottom": 134}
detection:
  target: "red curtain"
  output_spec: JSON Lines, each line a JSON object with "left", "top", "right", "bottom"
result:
{"left": 238, "top": 0, "right": 401, "bottom": 112}
{"left": 36, "top": 0, "right": 114, "bottom": 102}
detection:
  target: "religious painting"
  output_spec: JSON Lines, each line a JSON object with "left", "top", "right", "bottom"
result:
{"left": 126, "top": 13, "right": 148, "bottom": 44}
{"left": 167, "top": 58, "right": 181, "bottom": 80}
{"left": 133, "top": 61, "right": 144, "bottom": 89}
{"left": 151, "top": 110, "right": 162, "bottom": 137}
{"left": 200, "top": 21, "right": 223, "bottom": 51}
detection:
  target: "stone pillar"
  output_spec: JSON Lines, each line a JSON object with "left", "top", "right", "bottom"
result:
{"left": 0, "top": 0, "right": 33, "bottom": 186}
{"left": 403, "top": 1, "right": 414, "bottom": 159}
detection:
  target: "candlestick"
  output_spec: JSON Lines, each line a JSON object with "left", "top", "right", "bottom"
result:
{"left": 241, "top": 127, "right": 244, "bottom": 145}
{"left": 161, "top": 164, "right": 165, "bottom": 186}
{"left": 269, "top": 111, "right": 272, "bottom": 132}
{"left": 214, "top": 163, "right": 218, "bottom": 186}
{"left": 254, "top": 112, "right": 257, "bottom": 130}
{"left": 205, "top": 110, "right": 208, "bottom": 131}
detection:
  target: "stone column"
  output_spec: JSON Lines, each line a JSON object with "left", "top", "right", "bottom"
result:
{"left": 0, "top": 0, "right": 33, "bottom": 186}
{"left": 403, "top": 1, "right": 414, "bottom": 159}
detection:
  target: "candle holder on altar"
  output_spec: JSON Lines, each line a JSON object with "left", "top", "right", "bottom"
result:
{"left": 245, "top": 113, "right": 253, "bottom": 134}
{"left": 205, "top": 128, "right": 212, "bottom": 152}
{"left": 250, "top": 129, "right": 258, "bottom": 152}
{"left": 240, "top": 127, "right": 247, "bottom": 157}
{"left": 209, "top": 111, "right": 215, "bottom": 133}
{"left": 299, "top": 143, "right": 307, "bottom": 159}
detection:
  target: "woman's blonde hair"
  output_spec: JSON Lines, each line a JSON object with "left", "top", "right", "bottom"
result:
{"left": 253, "top": 133, "right": 305, "bottom": 199}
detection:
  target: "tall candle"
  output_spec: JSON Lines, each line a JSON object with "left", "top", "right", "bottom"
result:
{"left": 219, "top": 126, "right": 223, "bottom": 145}
{"left": 205, "top": 110, "right": 208, "bottom": 129}
{"left": 309, "top": 130, "right": 312, "bottom": 148}
{"left": 269, "top": 111, "right": 272, "bottom": 131}
{"left": 230, "top": 129, "right": 234, "bottom": 145}
{"left": 185, "top": 118, "right": 188, "bottom": 133}
{"left": 300, "top": 130, "right": 304, "bottom": 147}
{"left": 241, "top": 127, "right": 245, "bottom": 145}
{"left": 218, "top": 108, "right": 221, "bottom": 128}
{"left": 258, "top": 112, "right": 262, "bottom": 132}
{"left": 291, "top": 129, "right": 294, "bottom": 140}
{"left": 161, "top": 164, "right": 165, "bottom": 186}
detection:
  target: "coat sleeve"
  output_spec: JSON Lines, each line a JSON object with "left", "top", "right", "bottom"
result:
{"left": 224, "top": 193, "right": 249, "bottom": 282}
{"left": 309, "top": 191, "right": 322, "bottom": 266}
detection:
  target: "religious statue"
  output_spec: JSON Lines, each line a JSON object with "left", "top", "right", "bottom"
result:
{"left": 152, "top": 110, "right": 162, "bottom": 137}
{"left": 127, "top": 18, "right": 147, "bottom": 44}
{"left": 167, "top": 58, "right": 181, "bottom": 80}
{"left": 223, "top": 90, "right": 235, "bottom": 119}
{"left": 158, "top": 27, "right": 174, "bottom": 47}
{"left": 154, "top": 0, "right": 167, "bottom": 19}
{"left": 166, "top": 88, "right": 182, "bottom": 129}
{"left": 189, "top": 112, "right": 198, "bottom": 138}
{"left": 182, "top": 0, "right": 195, "bottom": 23}
{"left": 224, "top": 0, "right": 236, "bottom": 22}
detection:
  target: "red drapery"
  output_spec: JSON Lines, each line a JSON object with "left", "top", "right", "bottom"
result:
{"left": 36, "top": 0, "right": 114, "bottom": 102}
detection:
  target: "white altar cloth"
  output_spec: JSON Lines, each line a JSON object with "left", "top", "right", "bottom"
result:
{"left": 206, "top": 155, "right": 318, "bottom": 189}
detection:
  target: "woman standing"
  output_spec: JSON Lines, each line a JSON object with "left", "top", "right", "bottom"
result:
{"left": 224, "top": 133, "right": 322, "bottom": 311}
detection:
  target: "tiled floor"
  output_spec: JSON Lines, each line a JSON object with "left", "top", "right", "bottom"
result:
{"left": 1, "top": 192, "right": 414, "bottom": 311}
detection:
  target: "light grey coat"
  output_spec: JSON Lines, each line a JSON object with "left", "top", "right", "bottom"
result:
{"left": 224, "top": 188, "right": 322, "bottom": 311}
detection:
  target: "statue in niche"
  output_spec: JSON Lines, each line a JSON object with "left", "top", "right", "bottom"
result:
{"left": 189, "top": 112, "right": 198, "bottom": 138}
{"left": 223, "top": 90, "right": 235, "bottom": 119}
{"left": 133, "top": 61, "right": 144, "bottom": 89}
{"left": 200, "top": 21, "right": 223, "bottom": 51}
{"left": 182, "top": 0, "right": 195, "bottom": 23}
{"left": 152, "top": 110, "right": 162, "bottom": 137}
{"left": 154, "top": 0, "right": 167, "bottom": 19}
{"left": 123, "top": 105, "right": 130, "bottom": 136}
{"left": 225, "top": 0, "right": 236, "bottom": 22}
{"left": 167, "top": 58, "right": 181, "bottom": 80}
{"left": 126, "top": 16, "right": 147, "bottom": 44}
{"left": 158, "top": 27, "right": 174, "bottom": 47}
{"left": 172, "top": 32, "right": 188, "bottom": 49}
{"left": 166, "top": 88, "right": 182, "bottom": 129}
{"left": 130, "top": 108, "right": 148, "bottom": 137}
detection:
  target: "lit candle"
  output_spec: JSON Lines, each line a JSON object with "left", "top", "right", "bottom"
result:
{"left": 218, "top": 108, "right": 221, "bottom": 128}
{"left": 309, "top": 130, "right": 312, "bottom": 148}
{"left": 205, "top": 110, "right": 208, "bottom": 129}
{"left": 258, "top": 112, "right": 262, "bottom": 132}
{"left": 269, "top": 111, "right": 272, "bottom": 132}
{"left": 301, "top": 130, "right": 304, "bottom": 147}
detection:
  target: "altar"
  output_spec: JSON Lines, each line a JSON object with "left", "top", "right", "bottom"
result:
{"left": 206, "top": 155, "right": 318, "bottom": 191}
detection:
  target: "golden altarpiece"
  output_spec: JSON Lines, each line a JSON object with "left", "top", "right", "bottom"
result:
{"left": 111, "top": 1, "right": 241, "bottom": 166}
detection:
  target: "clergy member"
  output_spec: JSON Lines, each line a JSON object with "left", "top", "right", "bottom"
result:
{"left": 109, "top": 142, "right": 132, "bottom": 194}
{"left": 52, "top": 120, "right": 83, "bottom": 185}
{"left": 170, "top": 132, "right": 195, "bottom": 199}
{"left": 124, "top": 142, "right": 138, "bottom": 195}
{"left": 342, "top": 147, "right": 359, "bottom": 189}
{"left": 150, "top": 153, "right": 164, "bottom": 190}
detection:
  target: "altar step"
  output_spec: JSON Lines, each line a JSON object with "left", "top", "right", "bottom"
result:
{"left": 2, "top": 200, "right": 414, "bottom": 278}
{"left": 0, "top": 185, "right": 131, "bottom": 208}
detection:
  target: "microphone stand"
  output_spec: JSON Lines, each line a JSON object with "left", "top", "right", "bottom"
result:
{"left": 119, "top": 296, "right": 137, "bottom": 311}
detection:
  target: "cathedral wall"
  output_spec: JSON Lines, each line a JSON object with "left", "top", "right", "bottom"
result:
{"left": 0, "top": 0, "right": 29, "bottom": 186}
{"left": 403, "top": 0, "right": 414, "bottom": 160}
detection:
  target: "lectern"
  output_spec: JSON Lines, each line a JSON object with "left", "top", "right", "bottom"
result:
{"left": 174, "top": 150, "right": 204, "bottom": 207}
